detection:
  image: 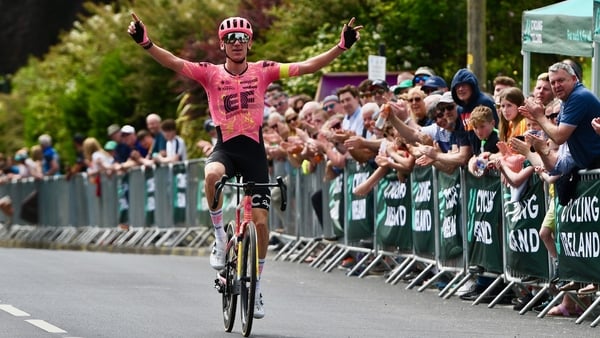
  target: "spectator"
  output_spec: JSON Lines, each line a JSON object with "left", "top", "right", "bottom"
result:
{"left": 392, "top": 79, "right": 413, "bottom": 97}
{"left": 82, "top": 137, "right": 116, "bottom": 176}
{"left": 197, "top": 118, "right": 218, "bottom": 157}
{"left": 337, "top": 84, "right": 364, "bottom": 136}
{"left": 492, "top": 75, "right": 516, "bottom": 106}
{"left": 38, "top": 134, "right": 60, "bottom": 176}
{"left": 66, "top": 133, "right": 87, "bottom": 179}
{"left": 12, "top": 148, "right": 42, "bottom": 179}
{"left": 119, "top": 125, "right": 147, "bottom": 168}
{"left": 466, "top": 105, "right": 500, "bottom": 177}
{"left": 412, "top": 66, "right": 435, "bottom": 87}
{"left": 532, "top": 72, "right": 555, "bottom": 107}
{"left": 154, "top": 119, "right": 187, "bottom": 163}
{"left": 369, "top": 79, "right": 392, "bottom": 107}
{"left": 146, "top": 113, "right": 166, "bottom": 158}
{"left": 358, "top": 79, "right": 374, "bottom": 104}
{"left": 292, "top": 94, "right": 312, "bottom": 114}
{"left": 450, "top": 68, "right": 499, "bottom": 129}
{"left": 271, "top": 91, "right": 290, "bottom": 115}
{"left": 405, "top": 87, "right": 430, "bottom": 127}
{"left": 520, "top": 62, "right": 600, "bottom": 173}
{"left": 497, "top": 87, "right": 527, "bottom": 142}
{"left": 421, "top": 75, "right": 448, "bottom": 95}
{"left": 321, "top": 94, "right": 342, "bottom": 116}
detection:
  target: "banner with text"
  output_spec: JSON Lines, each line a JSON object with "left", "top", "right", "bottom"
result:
{"left": 411, "top": 166, "right": 435, "bottom": 256}
{"left": 437, "top": 169, "right": 463, "bottom": 261}
{"left": 345, "top": 160, "right": 374, "bottom": 241}
{"left": 465, "top": 171, "right": 503, "bottom": 273}
{"left": 376, "top": 171, "right": 412, "bottom": 250}
{"left": 503, "top": 176, "right": 549, "bottom": 278}
{"left": 556, "top": 175, "right": 600, "bottom": 283}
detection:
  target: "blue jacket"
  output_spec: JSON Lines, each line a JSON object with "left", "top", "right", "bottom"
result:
{"left": 450, "top": 68, "right": 498, "bottom": 126}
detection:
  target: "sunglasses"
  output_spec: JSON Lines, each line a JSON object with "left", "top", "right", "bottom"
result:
{"left": 331, "top": 122, "right": 342, "bottom": 130}
{"left": 434, "top": 112, "right": 445, "bottom": 119}
{"left": 274, "top": 100, "right": 286, "bottom": 108}
{"left": 439, "top": 103, "right": 456, "bottom": 111}
{"left": 286, "top": 116, "right": 298, "bottom": 123}
{"left": 414, "top": 75, "right": 430, "bottom": 83}
{"left": 408, "top": 97, "right": 422, "bottom": 103}
{"left": 373, "top": 88, "right": 386, "bottom": 95}
{"left": 360, "top": 92, "right": 372, "bottom": 98}
{"left": 546, "top": 113, "right": 559, "bottom": 120}
{"left": 323, "top": 103, "right": 336, "bottom": 112}
{"left": 223, "top": 32, "right": 250, "bottom": 44}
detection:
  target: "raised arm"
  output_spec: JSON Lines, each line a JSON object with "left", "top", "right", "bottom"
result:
{"left": 296, "top": 18, "right": 363, "bottom": 75}
{"left": 128, "top": 13, "right": 185, "bottom": 73}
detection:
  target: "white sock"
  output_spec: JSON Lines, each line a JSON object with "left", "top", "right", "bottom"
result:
{"left": 210, "top": 209, "right": 226, "bottom": 245}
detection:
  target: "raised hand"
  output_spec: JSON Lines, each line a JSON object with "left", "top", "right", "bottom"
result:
{"left": 128, "top": 12, "right": 153, "bottom": 49}
{"left": 338, "top": 17, "right": 363, "bottom": 50}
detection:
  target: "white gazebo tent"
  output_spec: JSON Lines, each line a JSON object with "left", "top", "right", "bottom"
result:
{"left": 521, "top": 0, "right": 595, "bottom": 96}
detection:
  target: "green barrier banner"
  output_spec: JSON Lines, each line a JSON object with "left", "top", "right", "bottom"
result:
{"left": 145, "top": 167, "right": 155, "bottom": 226}
{"left": 196, "top": 176, "right": 210, "bottom": 227}
{"left": 118, "top": 173, "right": 129, "bottom": 224}
{"left": 437, "top": 169, "right": 463, "bottom": 260}
{"left": 411, "top": 166, "right": 435, "bottom": 255}
{"left": 328, "top": 174, "right": 344, "bottom": 237}
{"left": 465, "top": 172, "right": 503, "bottom": 273}
{"left": 503, "top": 176, "right": 548, "bottom": 278}
{"left": 345, "top": 160, "right": 374, "bottom": 241}
{"left": 376, "top": 171, "right": 412, "bottom": 251}
{"left": 172, "top": 163, "right": 187, "bottom": 224}
{"left": 556, "top": 178, "right": 600, "bottom": 282}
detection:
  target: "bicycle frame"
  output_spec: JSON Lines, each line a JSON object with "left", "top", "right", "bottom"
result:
{"left": 235, "top": 184, "right": 256, "bottom": 282}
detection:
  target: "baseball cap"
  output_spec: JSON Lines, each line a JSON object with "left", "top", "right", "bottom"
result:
{"left": 422, "top": 76, "right": 447, "bottom": 90}
{"left": 369, "top": 79, "right": 389, "bottom": 91}
{"left": 415, "top": 66, "right": 435, "bottom": 77}
{"left": 393, "top": 79, "right": 413, "bottom": 95}
{"left": 104, "top": 140, "right": 118, "bottom": 151}
{"left": 121, "top": 125, "right": 135, "bottom": 134}
{"left": 107, "top": 124, "right": 120, "bottom": 136}
{"left": 438, "top": 91, "right": 455, "bottom": 104}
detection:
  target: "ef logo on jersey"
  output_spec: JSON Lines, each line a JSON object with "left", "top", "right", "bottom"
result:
{"left": 224, "top": 90, "right": 254, "bottom": 115}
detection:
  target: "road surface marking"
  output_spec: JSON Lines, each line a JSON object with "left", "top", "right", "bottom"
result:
{"left": 25, "top": 319, "right": 67, "bottom": 333}
{"left": 0, "top": 304, "right": 30, "bottom": 317}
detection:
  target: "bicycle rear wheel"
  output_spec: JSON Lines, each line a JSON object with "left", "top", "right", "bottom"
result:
{"left": 240, "top": 221, "right": 257, "bottom": 337}
{"left": 222, "top": 221, "right": 237, "bottom": 332}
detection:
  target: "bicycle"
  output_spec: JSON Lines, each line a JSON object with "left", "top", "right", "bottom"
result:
{"left": 212, "top": 174, "right": 287, "bottom": 337}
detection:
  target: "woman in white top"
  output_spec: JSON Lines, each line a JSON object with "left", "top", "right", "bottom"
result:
{"left": 83, "top": 137, "right": 115, "bottom": 176}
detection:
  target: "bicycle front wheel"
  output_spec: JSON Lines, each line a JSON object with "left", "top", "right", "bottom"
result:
{"left": 222, "top": 221, "right": 237, "bottom": 332}
{"left": 240, "top": 221, "right": 257, "bottom": 337}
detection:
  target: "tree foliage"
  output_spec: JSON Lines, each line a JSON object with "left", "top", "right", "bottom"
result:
{"left": 0, "top": 0, "right": 570, "bottom": 163}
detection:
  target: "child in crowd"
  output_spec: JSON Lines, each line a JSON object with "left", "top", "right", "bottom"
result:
{"left": 467, "top": 105, "right": 500, "bottom": 177}
{"left": 497, "top": 87, "right": 527, "bottom": 142}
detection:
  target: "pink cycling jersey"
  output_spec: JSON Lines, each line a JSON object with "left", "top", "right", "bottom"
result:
{"left": 180, "top": 60, "right": 300, "bottom": 143}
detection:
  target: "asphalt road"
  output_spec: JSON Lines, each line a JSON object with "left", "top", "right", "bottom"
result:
{"left": 0, "top": 248, "right": 598, "bottom": 338}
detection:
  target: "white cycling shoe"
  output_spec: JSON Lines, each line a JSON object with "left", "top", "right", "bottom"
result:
{"left": 253, "top": 293, "right": 265, "bottom": 319}
{"left": 209, "top": 241, "right": 226, "bottom": 270}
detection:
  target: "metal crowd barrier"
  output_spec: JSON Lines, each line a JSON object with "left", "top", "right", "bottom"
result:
{"left": 2, "top": 155, "right": 600, "bottom": 327}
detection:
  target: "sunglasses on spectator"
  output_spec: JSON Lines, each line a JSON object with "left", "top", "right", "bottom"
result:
{"left": 408, "top": 97, "right": 422, "bottom": 103}
{"left": 414, "top": 75, "right": 430, "bottom": 83}
{"left": 435, "top": 112, "right": 445, "bottom": 119}
{"left": 546, "top": 113, "right": 559, "bottom": 120}
{"left": 439, "top": 103, "right": 456, "bottom": 111}
{"left": 373, "top": 88, "right": 386, "bottom": 95}
{"left": 360, "top": 92, "right": 372, "bottom": 98}
{"left": 223, "top": 32, "right": 250, "bottom": 44}
{"left": 274, "top": 101, "right": 286, "bottom": 108}
{"left": 331, "top": 122, "right": 342, "bottom": 130}
{"left": 286, "top": 116, "right": 298, "bottom": 123}
{"left": 323, "top": 103, "right": 336, "bottom": 112}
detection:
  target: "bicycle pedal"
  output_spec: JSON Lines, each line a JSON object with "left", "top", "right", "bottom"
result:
{"left": 214, "top": 278, "right": 225, "bottom": 293}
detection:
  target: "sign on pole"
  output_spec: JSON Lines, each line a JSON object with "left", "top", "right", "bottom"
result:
{"left": 368, "top": 55, "right": 386, "bottom": 81}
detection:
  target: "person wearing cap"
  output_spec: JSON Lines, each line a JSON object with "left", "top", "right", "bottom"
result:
{"left": 392, "top": 79, "right": 414, "bottom": 97}
{"left": 117, "top": 125, "right": 148, "bottom": 168}
{"left": 369, "top": 79, "right": 392, "bottom": 107}
{"left": 413, "top": 66, "right": 435, "bottom": 86}
{"left": 358, "top": 78, "right": 374, "bottom": 104}
{"left": 107, "top": 124, "right": 121, "bottom": 141}
{"left": 422, "top": 75, "right": 448, "bottom": 95}
{"left": 128, "top": 13, "right": 363, "bottom": 317}
{"left": 321, "top": 94, "right": 341, "bottom": 116}
{"left": 38, "top": 134, "right": 60, "bottom": 176}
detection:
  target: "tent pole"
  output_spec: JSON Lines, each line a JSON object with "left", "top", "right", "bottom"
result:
{"left": 522, "top": 50, "right": 531, "bottom": 97}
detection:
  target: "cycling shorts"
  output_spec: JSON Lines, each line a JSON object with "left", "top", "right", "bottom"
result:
{"left": 207, "top": 130, "right": 271, "bottom": 210}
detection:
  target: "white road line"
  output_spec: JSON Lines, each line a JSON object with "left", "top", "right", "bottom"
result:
{"left": 0, "top": 304, "right": 30, "bottom": 317}
{"left": 25, "top": 319, "right": 67, "bottom": 333}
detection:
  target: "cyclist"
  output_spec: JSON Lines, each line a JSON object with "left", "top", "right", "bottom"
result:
{"left": 128, "top": 13, "right": 362, "bottom": 318}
